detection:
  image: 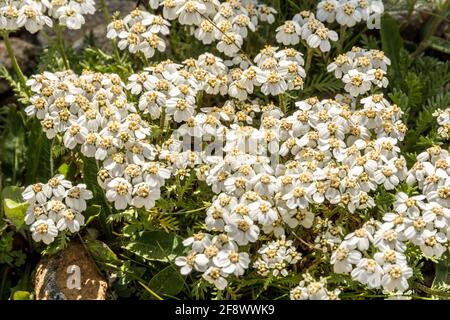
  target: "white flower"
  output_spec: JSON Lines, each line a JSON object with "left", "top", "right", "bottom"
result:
{"left": 330, "top": 244, "right": 362, "bottom": 274}
{"left": 132, "top": 182, "right": 160, "bottom": 209}
{"left": 65, "top": 184, "right": 93, "bottom": 211}
{"left": 118, "top": 31, "right": 141, "bottom": 54}
{"left": 25, "top": 205, "right": 47, "bottom": 225}
{"left": 217, "top": 32, "right": 243, "bottom": 57}
{"left": 213, "top": 250, "right": 250, "bottom": 276}
{"left": 248, "top": 200, "right": 278, "bottom": 226}
{"left": 343, "top": 227, "right": 373, "bottom": 251}
{"left": 257, "top": 70, "right": 288, "bottom": 96}
{"left": 419, "top": 229, "right": 447, "bottom": 258}
{"left": 275, "top": 20, "right": 301, "bottom": 45}
{"left": 166, "top": 96, "right": 196, "bottom": 122}
{"left": 381, "top": 264, "right": 412, "bottom": 293}
{"left": 282, "top": 184, "right": 313, "bottom": 210}
{"left": 225, "top": 214, "right": 259, "bottom": 245}
{"left": 202, "top": 267, "right": 227, "bottom": 290}
{"left": 175, "top": 251, "right": 209, "bottom": 275}
{"left": 22, "top": 182, "right": 52, "bottom": 204}
{"left": 336, "top": 2, "right": 362, "bottom": 27}
{"left": 31, "top": 218, "right": 58, "bottom": 244}
{"left": 17, "top": 2, "right": 52, "bottom": 33}
{"left": 317, "top": 0, "right": 338, "bottom": 23}
{"left": 423, "top": 202, "right": 450, "bottom": 229}
{"left": 56, "top": 4, "right": 86, "bottom": 30}
{"left": 351, "top": 258, "right": 383, "bottom": 289}
{"left": 183, "top": 232, "right": 211, "bottom": 252}
{"left": 342, "top": 69, "right": 374, "bottom": 97}
{"left": 374, "top": 249, "right": 407, "bottom": 266}
{"left": 373, "top": 162, "right": 400, "bottom": 190}
{"left": 106, "top": 177, "right": 132, "bottom": 210}
{"left": 393, "top": 192, "right": 426, "bottom": 218}
{"left": 56, "top": 208, "right": 85, "bottom": 233}
{"left": 176, "top": 0, "right": 206, "bottom": 25}
{"left": 306, "top": 26, "right": 338, "bottom": 52}
{"left": 194, "top": 19, "right": 215, "bottom": 44}
{"left": 47, "top": 174, "right": 72, "bottom": 198}
{"left": 63, "top": 122, "right": 88, "bottom": 149}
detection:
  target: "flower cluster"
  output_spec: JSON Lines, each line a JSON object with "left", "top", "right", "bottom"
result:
{"left": 0, "top": 0, "right": 95, "bottom": 33}
{"left": 332, "top": 145, "right": 449, "bottom": 293}
{"left": 328, "top": 47, "right": 390, "bottom": 96}
{"left": 25, "top": 71, "right": 170, "bottom": 211}
{"left": 22, "top": 175, "right": 92, "bottom": 244}
{"left": 177, "top": 62, "right": 411, "bottom": 290}
{"left": 316, "top": 0, "right": 384, "bottom": 29}
{"left": 253, "top": 237, "right": 301, "bottom": 277}
{"left": 175, "top": 233, "right": 250, "bottom": 290}
{"left": 106, "top": 8, "right": 170, "bottom": 59}
{"left": 433, "top": 108, "right": 450, "bottom": 140}
{"left": 276, "top": 11, "right": 338, "bottom": 52}
{"left": 17, "top": 0, "right": 449, "bottom": 300}
{"left": 140, "top": 0, "right": 277, "bottom": 57}
{"left": 290, "top": 273, "right": 340, "bottom": 300}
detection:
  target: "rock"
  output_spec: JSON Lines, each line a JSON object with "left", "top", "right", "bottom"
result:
{"left": 0, "top": 37, "right": 37, "bottom": 94}
{"left": 33, "top": 242, "right": 108, "bottom": 300}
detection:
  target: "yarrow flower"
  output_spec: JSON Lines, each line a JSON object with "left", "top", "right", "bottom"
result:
{"left": 328, "top": 47, "right": 391, "bottom": 97}
{"left": 22, "top": 175, "right": 93, "bottom": 243}
{"left": 0, "top": 0, "right": 95, "bottom": 33}
{"left": 290, "top": 273, "right": 340, "bottom": 300}
{"left": 107, "top": 8, "right": 169, "bottom": 58}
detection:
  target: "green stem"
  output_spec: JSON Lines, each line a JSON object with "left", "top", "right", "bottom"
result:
{"left": 337, "top": 25, "right": 347, "bottom": 53}
{"left": 54, "top": 24, "right": 70, "bottom": 70}
{"left": 0, "top": 267, "right": 9, "bottom": 299}
{"left": 77, "top": 233, "right": 103, "bottom": 276}
{"left": 49, "top": 139, "right": 54, "bottom": 177}
{"left": 2, "top": 32, "right": 27, "bottom": 88}
{"left": 12, "top": 134, "right": 19, "bottom": 185}
{"left": 279, "top": 93, "right": 287, "bottom": 115}
{"left": 158, "top": 107, "right": 166, "bottom": 144}
{"left": 410, "top": 0, "right": 450, "bottom": 59}
{"left": 99, "top": 0, "right": 111, "bottom": 23}
{"left": 305, "top": 47, "right": 314, "bottom": 77}
{"left": 414, "top": 282, "right": 450, "bottom": 298}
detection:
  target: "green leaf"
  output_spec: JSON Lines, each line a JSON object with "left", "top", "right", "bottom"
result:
{"left": 12, "top": 291, "right": 32, "bottom": 300}
{"left": 57, "top": 162, "right": 77, "bottom": 181}
{"left": 381, "top": 14, "right": 403, "bottom": 80}
{"left": 1, "top": 186, "right": 24, "bottom": 204}
{"left": 123, "top": 231, "right": 185, "bottom": 262}
{"left": 148, "top": 265, "right": 184, "bottom": 297}
{"left": 3, "top": 199, "right": 28, "bottom": 229}
{"left": 84, "top": 205, "right": 101, "bottom": 226}
{"left": 85, "top": 239, "right": 120, "bottom": 265}
{"left": 432, "top": 253, "right": 450, "bottom": 290}
{"left": 25, "top": 118, "right": 52, "bottom": 184}
{"left": 429, "top": 36, "right": 450, "bottom": 55}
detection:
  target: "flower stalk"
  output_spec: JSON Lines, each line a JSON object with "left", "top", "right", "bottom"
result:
{"left": 1, "top": 31, "right": 27, "bottom": 88}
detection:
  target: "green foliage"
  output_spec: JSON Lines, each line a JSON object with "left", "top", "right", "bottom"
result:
{"left": 149, "top": 265, "right": 185, "bottom": 297}
{"left": 85, "top": 239, "right": 120, "bottom": 266}
{"left": 1, "top": 186, "right": 28, "bottom": 229}
{"left": 24, "top": 119, "right": 52, "bottom": 184}
{"left": 0, "top": 229, "right": 26, "bottom": 267}
{"left": 381, "top": 14, "right": 403, "bottom": 80}
{"left": 0, "top": 0, "right": 448, "bottom": 301}
{"left": 122, "top": 230, "right": 186, "bottom": 262}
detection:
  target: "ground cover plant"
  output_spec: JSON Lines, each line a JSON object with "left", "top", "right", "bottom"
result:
{"left": 0, "top": 0, "right": 449, "bottom": 300}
